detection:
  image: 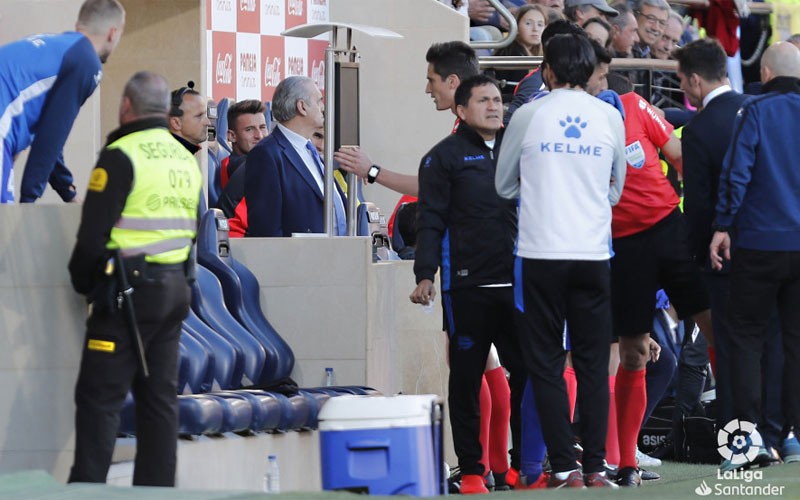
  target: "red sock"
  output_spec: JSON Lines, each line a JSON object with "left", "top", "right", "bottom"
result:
{"left": 605, "top": 375, "right": 620, "bottom": 466}
{"left": 478, "top": 376, "right": 491, "bottom": 476}
{"left": 485, "top": 366, "right": 511, "bottom": 473}
{"left": 707, "top": 346, "right": 717, "bottom": 377}
{"left": 616, "top": 366, "right": 647, "bottom": 469}
{"left": 564, "top": 366, "right": 577, "bottom": 422}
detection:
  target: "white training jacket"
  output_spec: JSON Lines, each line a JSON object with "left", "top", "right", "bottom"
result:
{"left": 495, "top": 88, "right": 626, "bottom": 261}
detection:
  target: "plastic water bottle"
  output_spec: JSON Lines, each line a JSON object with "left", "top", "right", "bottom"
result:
{"left": 264, "top": 455, "right": 280, "bottom": 493}
{"left": 325, "top": 367, "right": 335, "bottom": 387}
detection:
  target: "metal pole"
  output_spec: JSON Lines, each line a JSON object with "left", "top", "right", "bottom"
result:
{"left": 324, "top": 43, "right": 336, "bottom": 237}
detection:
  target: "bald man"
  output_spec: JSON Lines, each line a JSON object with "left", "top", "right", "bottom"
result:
{"left": 710, "top": 41, "right": 800, "bottom": 469}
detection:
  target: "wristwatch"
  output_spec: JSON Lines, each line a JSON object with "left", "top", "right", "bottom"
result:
{"left": 712, "top": 223, "right": 730, "bottom": 233}
{"left": 367, "top": 165, "right": 381, "bottom": 184}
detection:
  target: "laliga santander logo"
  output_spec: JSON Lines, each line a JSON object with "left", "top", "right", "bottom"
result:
{"left": 215, "top": 52, "right": 233, "bottom": 84}
{"left": 695, "top": 480, "right": 713, "bottom": 496}
{"left": 717, "top": 419, "right": 763, "bottom": 465}
{"left": 264, "top": 57, "right": 281, "bottom": 87}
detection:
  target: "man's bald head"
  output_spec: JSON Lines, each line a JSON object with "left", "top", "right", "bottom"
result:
{"left": 761, "top": 41, "right": 800, "bottom": 83}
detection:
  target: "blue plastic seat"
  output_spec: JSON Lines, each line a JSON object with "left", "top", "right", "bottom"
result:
{"left": 120, "top": 393, "right": 226, "bottom": 437}
{"left": 179, "top": 328, "right": 214, "bottom": 394}
{"left": 192, "top": 265, "right": 268, "bottom": 386}
{"left": 196, "top": 209, "right": 294, "bottom": 382}
{"left": 183, "top": 309, "right": 243, "bottom": 390}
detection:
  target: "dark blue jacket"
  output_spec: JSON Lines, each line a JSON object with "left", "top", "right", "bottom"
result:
{"left": 244, "top": 126, "right": 347, "bottom": 237}
{"left": 716, "top": 77, "right": 800, "bottom": 251}
{"left": 683, "top": 89, "right": 748, "bottom": 267}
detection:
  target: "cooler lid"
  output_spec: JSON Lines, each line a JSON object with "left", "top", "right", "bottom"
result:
{"left": 318, "top": 394, "right": 441, "bottom": 430}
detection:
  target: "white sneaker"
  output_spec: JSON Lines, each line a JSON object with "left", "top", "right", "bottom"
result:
{"left": 636, "top": 447, "right": 662, "bottom": 467}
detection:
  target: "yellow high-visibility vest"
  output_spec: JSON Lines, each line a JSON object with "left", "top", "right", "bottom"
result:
{"left": 105, "top": 128, "right": 202, "bottom": 264}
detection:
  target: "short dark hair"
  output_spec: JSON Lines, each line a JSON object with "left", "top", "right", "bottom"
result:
{"left": 169, "top": 81, "right": 201, "bottom": 117}
{"left": 542, "top": 19, "right": 585, "bottom": 49}
{"left": 582, "top": 16, "right": 612, "bottom": 39}
{"left": 607, "top": 71, "right": 634, "bottom": 94}
{"left": 674, "top": 38, "right": 727, "bottom": 82}
{"left": 396, "top": 202, "right": 418, "bottom": 248}
{"left": 227, "top": 99, "right": 266, "bottom": 130}
{"left": 592, "top": 39, "right": 612, "bottom": 65}
{"left": 543, "top": 34, "right": 596, "bottom": 88}
{"left": 454, "top": 74, "right": 501, "bottom": 108}
{"left": 425, "top": 41, "right": 480, "bottom": 82}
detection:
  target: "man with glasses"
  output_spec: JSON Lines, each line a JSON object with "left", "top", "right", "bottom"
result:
{"left": 632, "top": 0, "right": 670, "bottom": 59}
{"left": 651, "top": 10, "right": 686, "bottom": 108}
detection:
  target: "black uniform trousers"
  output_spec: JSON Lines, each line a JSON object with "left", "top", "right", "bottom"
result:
{"left": 442, "top": 286, "right": 525, "bottom": 476}
{"left": 68, "top": 265, "right": 191, "bottom": 486}
{"left": 728, "top": 248, "right": 800, "bottom": 437}
{"left": 516, "top": 258, "right": 611, "bottom": 474}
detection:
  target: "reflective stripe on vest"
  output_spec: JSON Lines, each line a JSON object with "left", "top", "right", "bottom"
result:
{"left": 105, "top": 127, "right": 201, "bottom": 264}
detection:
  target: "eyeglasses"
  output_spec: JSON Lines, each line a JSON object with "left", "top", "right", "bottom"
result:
{"left": 636, "top": 11, "right": 667, "bottom": 28}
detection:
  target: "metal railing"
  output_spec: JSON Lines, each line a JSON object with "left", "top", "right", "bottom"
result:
{"left": 479, "top": 56, "right": 685, "bottom": 106}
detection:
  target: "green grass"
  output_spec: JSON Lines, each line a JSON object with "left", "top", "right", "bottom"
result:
{"left": 3, "top": 462, "right": 800, "bottom": 499}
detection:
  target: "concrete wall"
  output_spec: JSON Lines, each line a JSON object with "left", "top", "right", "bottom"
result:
{"left": 0, "top": 206, "right": 449, "bottom": 485}
{"left": 330, "top": 0, "right": 468, "bottom": 219}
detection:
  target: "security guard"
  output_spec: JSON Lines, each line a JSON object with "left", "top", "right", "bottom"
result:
{"left": 67, "top": 71, "right": 201, "bottom": 486}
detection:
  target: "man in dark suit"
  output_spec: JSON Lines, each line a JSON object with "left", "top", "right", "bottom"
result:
{"left": 244, "top": 76, "right": 347, "bottom": 237}
{"left": 677, "top": 38, "right": 783, "bottom": 467}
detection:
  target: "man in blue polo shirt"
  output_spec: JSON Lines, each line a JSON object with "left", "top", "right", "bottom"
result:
{"left": 0, "top": 0, "right": 125, "bottom": 203}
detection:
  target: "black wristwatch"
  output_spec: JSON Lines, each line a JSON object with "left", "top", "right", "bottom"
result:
{"left": 712, "top": 223, "right": 730, "bottom": 233}
{"left": 367, "top": 165, "right": 381, "bottom": 184}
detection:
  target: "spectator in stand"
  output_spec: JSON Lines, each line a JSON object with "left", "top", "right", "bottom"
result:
{"left": 710, "top": 41, "right": 800, "bottom": 468}
{"left": 497, "top": 33, "right": 626, "bottom": 489}
{"left": 583, "top": 16, "right": 613, "bottom": 48}
{"left": 493, "top": 5, "right": 549, "bottom": 99}
{"left": 608, "top": 3, "right": 640, "bottom": 58}
{"left": 652, "top": 10, "right": 684, "bottom": 60}
{"left": 650, "top": 11, "right": 685, "bottom": 108}
{"left": 564, "top": 0, "right": 619, "bottom": 26}
{"left": 0, "top": 0, "right": 125, "bottom": 203}
{"left": 631, "top": 0, "right": 669, "bottom": 59}
{"left": 219, "top": 99, "right": 267, "bottom": 189}
{"left": 504, "top": 20, "right": 586, "bottom": 125}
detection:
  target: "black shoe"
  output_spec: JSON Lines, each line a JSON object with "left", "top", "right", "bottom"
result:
{"left": 640, "top": 468, "right": 660, "bottom": 481}
{"left": 615, "top": 466, "right": 641, "bottom": 487}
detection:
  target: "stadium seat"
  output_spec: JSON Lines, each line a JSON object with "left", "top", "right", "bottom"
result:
{"left": 208, "top": 98, "right": 232, "bottom": 208}
{"left": 179, "top": 328, "right": 214, "bottom": 394}
{"left": 196, "top": 209, "right": 294, "bottom": 382}
{"left": 183, "top": 309, "right": 243, "bottom": 390}
{"left": 192, "top": 265, "right": 269, "bottom": 387}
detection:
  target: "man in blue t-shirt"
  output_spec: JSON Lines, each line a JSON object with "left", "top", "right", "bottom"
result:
{"left": 0, "top": 0, "right": 125, "bottom": 203}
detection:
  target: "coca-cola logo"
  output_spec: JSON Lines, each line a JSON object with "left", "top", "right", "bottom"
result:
{"left": 216, "top": 53, "right": 233, "bottom": 84}
{"left": 264, "top": 57, "right": 281, "bottom": 87}
{"left": 239, "top": 0, "right": 256, "bottom": 11}
{"left": 311, "top": 60, "right": 325, "bottom": 90}
{"left": 287, "top": 56, "right": 304, "bottom": 76}
{"left": 288, "top": 0, "right": 304, "bottom": 16}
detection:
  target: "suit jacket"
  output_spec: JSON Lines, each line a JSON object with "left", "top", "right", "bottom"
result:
{"left": 682, "top": 90, "right": 748, "bottom": 268}
{"left": 244, "top": 126, "right": 345, "bottom": 237}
